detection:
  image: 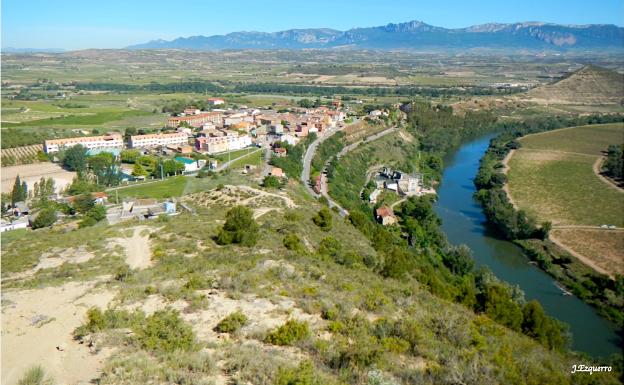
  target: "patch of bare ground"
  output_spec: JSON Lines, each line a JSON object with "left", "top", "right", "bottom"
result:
{"left": 2, "top": 246, "right": 95, "bottom": 283}
{"left": 550, "top": 228, "right": 624, "bottom": 278}
{"left": 108, "top": 226, "right": 154, "bottom": 270}
{"left": 184, "top": 184, "right": 297, "bottom": 219}
{"left": 1, "top": 279, "right": 115, "bottom": 385}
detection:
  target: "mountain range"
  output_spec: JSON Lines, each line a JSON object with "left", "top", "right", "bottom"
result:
{"left": 127, "top": 20, "right": 624, "bottom": 51}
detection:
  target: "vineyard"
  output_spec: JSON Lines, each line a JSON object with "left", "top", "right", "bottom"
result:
{"left": 0, "top": 144, "right": 45, "bottom": 166}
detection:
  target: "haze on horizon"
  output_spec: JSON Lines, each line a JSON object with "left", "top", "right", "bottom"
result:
{"left": 2, "top": 0, "right": 623, "bottom": 50}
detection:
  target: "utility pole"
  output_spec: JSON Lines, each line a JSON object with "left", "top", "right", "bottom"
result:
{"left": 160, "top": 162, "right": 164, "bottom": 181}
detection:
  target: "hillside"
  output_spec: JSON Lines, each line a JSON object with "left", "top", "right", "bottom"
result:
{"left": 526, "top": 65, "right": 624, "bottom": 105}
{"left": 126, "top": 20, "right": 624, "bottom": 51}
{"left": 2, "top": 181, "right": 620, "bottom": 384}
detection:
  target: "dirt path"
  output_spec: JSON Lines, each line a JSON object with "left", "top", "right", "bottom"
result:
{"left": 592, "top": 156, "right": 624, "bottom": 193}
{"left": 111, "top": 226, "right": 153, "bottom": 270}
{"left": 1, "top": 280, "right": 115, "bottom": 385}
{"left": 549, "top": 231, "right": 615, "bottom": 278}
{"left": 501, "top": 149, "right": 519, "bottom": 210}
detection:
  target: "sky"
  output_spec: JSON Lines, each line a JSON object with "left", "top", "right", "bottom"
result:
{"left": 2, "top": 0, "right": 623, "bottom": 50}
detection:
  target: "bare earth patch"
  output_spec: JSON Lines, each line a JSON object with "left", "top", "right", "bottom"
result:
{"left": 550, "top": 228, "right": 624, "bottom": 278}
{"left": 1, "top": 279, "right": 115, "bottom": 385}
{"left": 2, "top": 246, "right": 95, "bottom": 283}
{"left": 1, "top": 163, "right": 77, "bottom": 194}
{"left": 109, "top": 226, "right": 153, "bottom": 270}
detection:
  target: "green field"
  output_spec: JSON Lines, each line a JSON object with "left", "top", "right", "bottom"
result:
{"left": 507, "top": 123, "right": 624, "bottom": 226}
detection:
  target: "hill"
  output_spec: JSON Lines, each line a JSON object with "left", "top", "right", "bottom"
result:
{"left": 3, "top": 180, "right": 621, "bottom": 384}
{"left": 526, "top": 65, "right": 624, "bottom": 105}
{"left": 127, "top": 20, "right": 624, "bottom": 51}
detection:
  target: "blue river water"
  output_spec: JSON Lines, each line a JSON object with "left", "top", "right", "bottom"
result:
{"left": 433, "top": 134, "right": 622, "bottom": 357}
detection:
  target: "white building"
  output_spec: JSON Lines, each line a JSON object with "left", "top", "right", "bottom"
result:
{"left": 195, "top": 132, "right": 252, "bottom": 155}
{"left": 129, "top": 132, "right": 188, "bottom": 149}
{"left": 44, "top": 133, "right": 123, "bottom": 153}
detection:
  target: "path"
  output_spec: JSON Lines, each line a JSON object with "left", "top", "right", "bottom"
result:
{"left": 592, "top": 156, "right": 624, "bottom": 193}
{"left": 548, "top": 231, "right": 615, "bottom": 278}
{"left": 111, "top": 226, "right": 153, "bottom": 270}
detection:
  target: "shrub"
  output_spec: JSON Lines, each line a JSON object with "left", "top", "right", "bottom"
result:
{"left": 283, "top": 233, "right": 305, "bottom": 253}
{"left": 214, "top": 311, "right": 248, "bottom": 334}
{"left": 275, "top": 361, "right": 324, "bottom": 385}
{"left": 216, "top": 206, "right": 259, "bottom": 247}
{"left": 17, "top": 365, "right": 53, "bottom": 385}
{"left": 318, "top": 236, "right": 342, "bottom": 259}
{"left": 312, "top": 208, "right": 332, "bottom": 231}
{"left": 135, "top": 309, "right": 195, "bottom": 353}
{"left": 265, "top": 320, "right": 309, "bottom": 346}
{"left": 32, "top": 208, "right": 57, "bottom": 229}
{"left": 262, "top": 175, "right": 281, "bottom": 188}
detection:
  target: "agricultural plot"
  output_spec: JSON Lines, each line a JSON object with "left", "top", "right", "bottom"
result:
{"left": 506, "top": 123, "right": 624, "bottom": 276}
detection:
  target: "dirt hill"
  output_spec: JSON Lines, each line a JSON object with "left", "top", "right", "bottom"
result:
{"left": 526, "top": 65, "right": 624, "bottom": 105}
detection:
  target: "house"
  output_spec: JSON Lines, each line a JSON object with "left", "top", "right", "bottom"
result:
{"left": 270, "top": 167, "right": 284, "bottom": 178}
{"left": 184, "top": 108, "right": 201, "bottom": 115}
{"left": 167, "top": 145, "right": 194, "bottom": 154}
{"left": 44, "top": 133, "right": 123, "bottom": 154}
{"left": 0, "top": 216, "right": 29, "bottom": 232}
{"left": 175, "top": 157, "right": 200, "bottom": 173}
{"left": 313, "top": 175, "right": 322, "bottom": 194}
{"left": 66, "top": 192, "right": 108, "bottom": 205}
{"left": 207, "top": 98, "right": 225, "bottom": 106}
{"left": 273, "top": 147, "right": 287, "bottom": 157}
{"left": 375, "top": 206, "right": 397, "bottom": 226}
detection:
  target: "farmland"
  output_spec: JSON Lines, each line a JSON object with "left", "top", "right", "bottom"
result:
{"left": 506, "top": 123, "right": 624, "bottom": 277}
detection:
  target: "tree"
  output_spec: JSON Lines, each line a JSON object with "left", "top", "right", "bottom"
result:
{"left": 10, "top": 175, "right": 27, "bottom": 204}
{"left": 62, "top": 144, "right": 88, "bottom": 172}
{"left": 478, "top": 284, "right": 523, "bottom": 332}
{"left": 216, "top": 206, "right": 259, "bottom": 247}
{"left": 132, "top": 163, "right": 148, "bottom": 177}
{"left": 120, "top": 149, "right": 141, "bottom": 164}
{"left": 442, "top": 244, "right": 475, "bottom": 276}
{"left": 32, "top": 208, "right": 57, "bottom": 229}
{"left": 312, "top": 208, "right": 332, "bottom": 231}
{"left": 66, "top": 177, "right": 98, "bottom": 196}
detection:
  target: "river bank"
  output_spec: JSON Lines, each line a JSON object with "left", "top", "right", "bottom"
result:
{"left": 436, "top": 134, "right": 622, "bottom": 357}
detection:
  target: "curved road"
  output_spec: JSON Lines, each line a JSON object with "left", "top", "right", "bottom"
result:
{"left": 301, "top": 124, "right": 400, "bottom": 217}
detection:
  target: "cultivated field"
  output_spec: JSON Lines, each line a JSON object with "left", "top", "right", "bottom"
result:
{"left": 1, "top": 163, "right": 77, "bottom": 194}
{"left": 507, "top": 123, "right": 624, "bottom": 276}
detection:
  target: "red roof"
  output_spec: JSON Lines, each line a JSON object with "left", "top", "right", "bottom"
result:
{"left": 375, "top": 206, "right": 394, "bottom": 218}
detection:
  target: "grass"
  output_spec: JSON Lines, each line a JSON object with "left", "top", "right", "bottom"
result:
{"left": 507, "top": 123, "right": 624, "bottom": 226}
{"left": 3, "top": 109, "right": 152, "bottom": 127}
{"left": 111, "top": 177, "right": 187, "bottom": 200}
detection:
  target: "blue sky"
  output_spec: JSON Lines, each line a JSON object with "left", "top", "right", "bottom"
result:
{"left": 2, "top": 0, "right": 622, "bottom": 49}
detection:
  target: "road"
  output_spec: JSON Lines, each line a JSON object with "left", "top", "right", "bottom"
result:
{"left": 301, "top": 123, "right": 400, "bottom": 217}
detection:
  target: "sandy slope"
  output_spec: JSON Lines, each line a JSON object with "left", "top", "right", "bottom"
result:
{"left": 1, "top": 280, "right": 115, "bottom": 385}
{"left": 110, "top": 226, "right": 153, "bottom": 270}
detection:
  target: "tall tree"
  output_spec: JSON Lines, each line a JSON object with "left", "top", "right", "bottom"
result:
{"left": 62, "top": 144, "right": 88, "bottom": 173}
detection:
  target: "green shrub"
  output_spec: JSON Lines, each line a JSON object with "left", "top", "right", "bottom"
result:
{"left": 216, "top": 206, "right": 259, "bottom": 247}
{"left": 265, "top": 320, "right": 310, "bottom": 346}
{"left": 135, "top": 309, "right": 195, "bottom": 353}
{"left": 262, "top": 175, "right": 281, "bottom": 188}
{"left": 275, "top": 361, "right": 324, "bottom": 385}
{"left": 318, "top": 236, "right": 342, "bottom": 259}
{"left": 283, "top": 233, "right": 305, "bottom": 253}
{"left": 32, "top": 208, "right": 57, "bottom": 229}
{"left": 312, "top": 208, "right": 332, "bottom": 231}
{"left": 214, "top": 311, "right": 248, "bottom": 334}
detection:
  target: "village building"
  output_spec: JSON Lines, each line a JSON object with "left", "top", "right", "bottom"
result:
{"left": 207, "top": 97, "right": 225, "bottom": 106}
{"left": 44, "top": 133, "right": 124, "bottom": 154}
{"left": 195, "top": 130, "right": 252, "bottom": 154}
{"left": 129, "top": 132, "right": 189, "bottom": 149}
{"left": 175, "top": 157, "right": 204, "bottom": 173}
{"left": 167, "top": 111, "right": 222, "bottom": 128}
{"left": 375, "top": 206, "right": 397, "bottom": 226}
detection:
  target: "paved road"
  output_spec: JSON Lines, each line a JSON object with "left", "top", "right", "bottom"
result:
{"left": 301, "top": 124, "right": 400, "bottom": 217}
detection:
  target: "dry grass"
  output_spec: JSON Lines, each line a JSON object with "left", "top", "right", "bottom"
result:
{"left": 550, "top": 229, "right": 624, "bottom": 277}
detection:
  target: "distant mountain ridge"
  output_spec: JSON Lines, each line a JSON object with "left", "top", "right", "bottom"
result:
{"left": 127, "top": 20, "right": 624, "bottom": 51}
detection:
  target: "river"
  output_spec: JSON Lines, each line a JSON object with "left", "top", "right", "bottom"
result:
{"left": 434, "top": 134, "right": 622, "bottom": 357}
